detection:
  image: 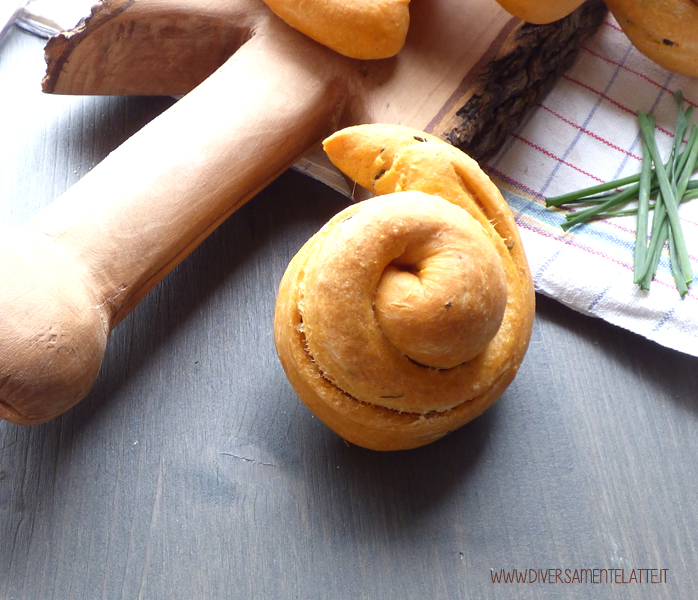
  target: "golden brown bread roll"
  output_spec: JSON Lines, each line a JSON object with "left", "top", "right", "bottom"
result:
{"left": 492, "top": 0, "right": 585, "bottom": 24}
{"left": 274, "top": 124, "right": 535, "bottom": 451}
{"left": 261, "top": 0, "right": 410, "bottom": 59}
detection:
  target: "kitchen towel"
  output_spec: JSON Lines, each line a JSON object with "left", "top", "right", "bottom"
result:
{"left": 488, "top": 14, "right": 698, "bottom": 357}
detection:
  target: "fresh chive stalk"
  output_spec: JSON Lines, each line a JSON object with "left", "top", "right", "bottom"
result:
{"left": 676, "top": 125, "right": 698, "bottom": 200}
{"left": 640, "top": 205, "right": 668, "bottom": 291}
{"left": 561, "top": 183, "right": 643, "bottom": 231}
{"left": 545, "top": 173, "right": 646, "bottom": 207}
{"left": 633, "top": 141, "right": 652, "bottom": 282}
{"left": 669, "top": 228, "right": 689, "bottom": 297}
{"left": 593, "top": 203, "right": 657, "bottom": 219}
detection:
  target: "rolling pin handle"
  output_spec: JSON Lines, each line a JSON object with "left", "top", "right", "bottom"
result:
{"left": 0, "top": 31, "right": 347, "bottom": 424}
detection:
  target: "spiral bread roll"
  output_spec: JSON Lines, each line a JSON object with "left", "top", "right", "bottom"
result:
{"left": 274, "top": 124, "right": 534, "bottom": 451}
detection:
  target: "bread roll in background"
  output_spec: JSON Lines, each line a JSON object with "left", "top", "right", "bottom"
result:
{"left": 274, "top": 124, "right": 535, "bottom": 450}
{"left": 261, "top": 0, "right": 410, "bottom": 59}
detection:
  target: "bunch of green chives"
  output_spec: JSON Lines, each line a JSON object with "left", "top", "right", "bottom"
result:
{"left": 545, "top": 91, "right": 698, "bottom": 296}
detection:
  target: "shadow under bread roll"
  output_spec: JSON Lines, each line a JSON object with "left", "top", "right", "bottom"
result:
{"left": 274, "top": 124, "right": 535, "bottom": 451}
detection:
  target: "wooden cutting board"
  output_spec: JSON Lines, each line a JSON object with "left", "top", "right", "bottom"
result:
{"left": 43, "top": 0, "right": 606, "bottom": 160}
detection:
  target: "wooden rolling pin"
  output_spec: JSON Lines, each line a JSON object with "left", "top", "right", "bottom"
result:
{"left": 0, "top": 0, "right": 606, "bottom": 424}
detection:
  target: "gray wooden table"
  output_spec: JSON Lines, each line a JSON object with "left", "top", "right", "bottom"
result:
{"left": 1, "top": 27, "right": 697, "bottom": 600}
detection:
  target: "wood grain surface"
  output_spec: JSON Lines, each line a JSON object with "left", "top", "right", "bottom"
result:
{"left": 1, "top": 29, "right": 697, "bottom": 600}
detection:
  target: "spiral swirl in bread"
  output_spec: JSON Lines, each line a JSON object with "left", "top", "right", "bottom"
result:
{"left": 274, "top": 124, "right": 534, "bottom": 450}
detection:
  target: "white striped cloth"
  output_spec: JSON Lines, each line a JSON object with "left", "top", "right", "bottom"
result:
{"left": 487, "top": 14, "right": 698, "bottom": 357}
